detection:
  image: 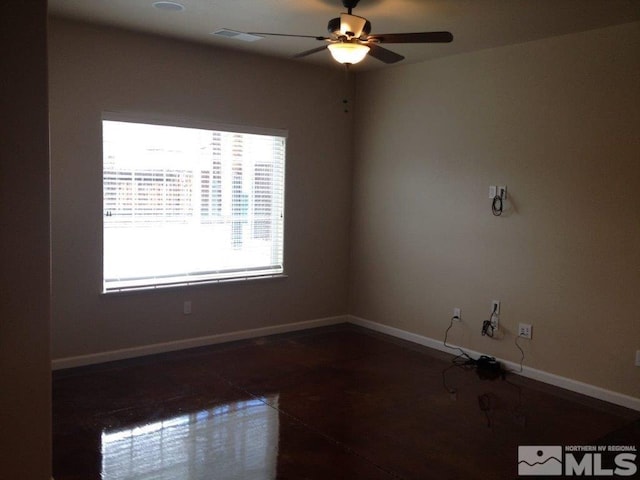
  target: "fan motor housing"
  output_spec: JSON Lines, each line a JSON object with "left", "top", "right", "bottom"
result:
{"left": 327, "top": 17, "right": 371, "bottom": 37}
{"left": 342, "top": 0, "right": 361, "bottom": 9}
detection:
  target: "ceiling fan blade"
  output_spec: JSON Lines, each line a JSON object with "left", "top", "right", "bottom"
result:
{"left": 293, "top": 45, "right": 329, "bottom": 59}
{"left": 367, "top": 43, "right": 404, "bottom": 64}
{"left": 367, "top": 31, "right": 453, "bottom": 44}
{"left": 248, "top": 32, "right": 329, "bottom": 41}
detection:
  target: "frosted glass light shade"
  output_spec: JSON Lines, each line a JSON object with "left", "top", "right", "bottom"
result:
{"left": 327, "top": 43, "right": 370, "bottom": 64}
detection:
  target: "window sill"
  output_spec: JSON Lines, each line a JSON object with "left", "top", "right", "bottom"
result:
{"left": 101, "top": 273, "right": 288, "bottom": 296}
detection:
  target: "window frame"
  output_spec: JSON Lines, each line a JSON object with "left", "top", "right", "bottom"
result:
{"left": 101, "top": 112, "right": 287, "bottom": 293}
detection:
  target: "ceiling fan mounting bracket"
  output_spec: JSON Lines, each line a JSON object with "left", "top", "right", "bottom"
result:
{"left": 342, "top": 0, "right": 361, "bottom": 14}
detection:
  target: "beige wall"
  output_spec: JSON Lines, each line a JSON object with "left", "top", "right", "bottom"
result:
{"left": 48, "top": 19, "right": 353, "bottom": 359}
{"left": 350, "top": 22, "right": 640, "bottom": 398}
{"left": 0, "top": 1, "right": 51, "bottom": 478}
{"left": 49, "top": 17, "right": 640, "bottom": 400}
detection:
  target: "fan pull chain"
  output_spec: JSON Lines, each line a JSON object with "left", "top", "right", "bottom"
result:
{"left": 343, "top": 63, "right": 350, "bottom": 113}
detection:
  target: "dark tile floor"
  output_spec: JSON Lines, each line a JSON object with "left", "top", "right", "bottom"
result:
{"left": 52, "top": 324, "right": 640, "bottom": 479}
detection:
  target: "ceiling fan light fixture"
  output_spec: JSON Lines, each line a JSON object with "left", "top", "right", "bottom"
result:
{"left": 339, "top": 13, "right": 367, "bottom": 38}
{"left": 328, "top": 42, "right": 370, "bottom": 64}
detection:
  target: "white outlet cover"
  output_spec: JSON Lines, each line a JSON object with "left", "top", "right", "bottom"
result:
{"left": 636, "top": 350, "right": 640, "bottom": 367}
{"left": 518, "top": 323, "right": 532, "bottom": 339}
{"left": 492, "top": 300, "right": 500, "bottom": 315}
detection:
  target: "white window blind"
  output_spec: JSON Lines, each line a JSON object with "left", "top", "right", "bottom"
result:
{"left": 102, "top": 117, "right": 286, "bottom": 292}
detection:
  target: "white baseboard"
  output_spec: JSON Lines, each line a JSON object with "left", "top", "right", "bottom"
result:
{"left": 51, "top": 313, "right": 640, "bottom": 412}
{"left": 51, "top": 315, "right": 347, "bottom": 370}
{"left": 348, "top": 315, "right": 640, "bottom": 412}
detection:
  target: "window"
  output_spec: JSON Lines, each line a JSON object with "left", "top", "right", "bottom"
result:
{"left": 102, "top": 115, "right": 286, "bottom": 292}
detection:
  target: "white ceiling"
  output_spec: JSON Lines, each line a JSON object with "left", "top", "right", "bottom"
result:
{"left": 48, "top": 0, "right": 640, "bottom": 70}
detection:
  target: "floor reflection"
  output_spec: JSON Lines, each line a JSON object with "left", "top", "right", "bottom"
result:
{"left": 101, "top": 395, "right": 279, "bottom": 480}
{"left": 53, "top": 326, "right": 639, "bottom": 480}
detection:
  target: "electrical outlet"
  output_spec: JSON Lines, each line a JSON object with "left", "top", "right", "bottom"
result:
{"left": 498, "top": 185, "right": 507, "bottom": 199}
{"left": 183, "top": 300, "right": 192, "bottom": 315}
{"left": 490, "top": 300, "right": 500, "bottom": 331}
{"left": 489, "top": 185, "right": 497, "bottom": 199}
{"left": 490, "top": 316, "right": 499, "bottom": 331}
{"left": 453, "top": 308, "right": 461, "bottom": 320}
{"left": 636, "top": 350, "right": 640, "bottom": 367}
{"left": 491, "top": 300, "right": 500, "bottom": 315}
{"left": 518, "top": 323, "right": 532, "bottom": 339}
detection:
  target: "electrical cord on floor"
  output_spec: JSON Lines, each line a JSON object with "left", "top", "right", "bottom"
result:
{"left": 442, "top": 356, "right": 477, "bottom": 396}
{"left": 442, "top": 363, "right": 459, "bottom": 395}
{"left": 444, "top": 315, "right": 473, "bottom": 362}
{"left": 442, "top": 312, "right": 530, "bottom": 429}
{"left": 512, "top": 334, "right": 525, "bottom": 373}
{"left": 504, "top": 376, "right": 527, "bottom": 427}
{"left": 478, "top": 392, "right": 496, "bottom": 428}
{"left": 442, "top": 315, "right": 476, "bottom": 395}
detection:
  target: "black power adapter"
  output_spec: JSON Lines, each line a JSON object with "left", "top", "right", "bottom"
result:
{"left": 476, "top": 355, "right": 504, "bottom": 380}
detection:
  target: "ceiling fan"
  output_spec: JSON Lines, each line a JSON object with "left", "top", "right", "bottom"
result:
{"left": 248, "top": 0, "right": 453, "bottom": 65}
